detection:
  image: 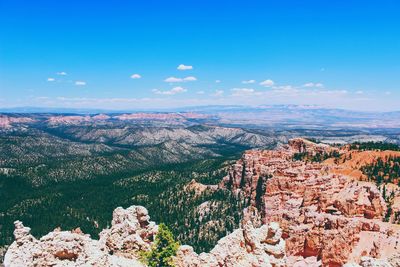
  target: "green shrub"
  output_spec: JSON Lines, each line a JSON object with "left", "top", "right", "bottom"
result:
{"left": 142, "top": 223, "right": 180, "bottom": 267}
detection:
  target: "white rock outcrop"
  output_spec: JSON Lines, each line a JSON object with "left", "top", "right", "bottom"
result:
{"left": 99, "top": 206, "right": 158, "bottom": 258}
{"left": 4, "top": 206, "right": 156, "bottom": 267}
{"left": 4, "top": 205, "right": 287, "bottom": 267}
{"left": 344, "top": 253, "right": 400, "bottom": 267}
{"left": 174, "top": 207, "right": 287, "bottom": 267}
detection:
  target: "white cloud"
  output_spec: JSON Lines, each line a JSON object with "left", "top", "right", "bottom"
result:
{"left": 306, "top": 89, "right": 348, "bottom": 96}
{"left": 196, "top": 90, "right": 205, "bottom": 94}
{"left": 231, "top": 88, "right": 260, "bottom": 97}
{"left": 273, "top": 85, "right": 295, "bottom": 91}
{"left": 75, "top": 81, "right": 87, "bottom": 86}
{"left": 47, "top": 78, "right": 55, "bottom": 82}
{"left": 177, "top": 64, "right": 193, "bottom": 70}
{"left": 259, "top": 79, "right": 274, "bottom": 87}
{"left": 242, "top": 80, "right": 256, "bottom": 84}
{"left": 130, "top": 74, "right": 141, "bottom": 79}
{"left": 303, "top": 83, "right": 314, "bottom": 87}
{"left": 170, "top": 86, "right": 187, "bottom": 94}
{"left": 57, "top": 71, "right": 67, "bottom": 76}
{"left": 355, "top": 90, "right": 364, "bottom": 95}
{"left": 164, "top": 77, "right": 183, "bottom": 83}
{"left": 164, "top": 76, "right": 197, "bottom": 83}
{"left": 36, "top": 96, "right": 50, "bottom": 100}
{"left": 303, "top": 82, "right": 324, "bottom": 88}
{"left": 152, "top": 86, "right": 187, "bottom": 95}
{"left": 212, "top": 90, "right": 224, "bottom": 97}
{"left": 385, "top": 91, "right": 392, "bottom": 95}
{"left": 215, "top": 80, "right": 221, "bottom": 83}
{"left": 183, "top": 76, "right": 197, "bottom": 82}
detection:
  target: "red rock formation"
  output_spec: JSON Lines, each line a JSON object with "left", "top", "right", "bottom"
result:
{"left": 220, "top": 138, "right": 400, "bottom": 266}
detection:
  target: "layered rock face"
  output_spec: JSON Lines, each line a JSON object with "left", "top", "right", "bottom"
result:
{"left": 4, "top": 206, "right": 287, "bottom": 267}
{"left": 220, "top": 138, "right": 400, "bottom": 266}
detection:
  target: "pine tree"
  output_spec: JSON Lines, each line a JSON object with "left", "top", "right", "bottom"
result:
{"left": 142, "top": 223, "right": 180, "bottom": 267}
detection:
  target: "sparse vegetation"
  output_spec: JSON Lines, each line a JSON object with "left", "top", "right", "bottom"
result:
{"left": 361, "top": 156, "right": 400, "bottom": 224}
{"left": 361, "top": 156, "right": 400, "bottom": 185}
{"left": 293, "top": 151, "right": 340, "bottom": 163}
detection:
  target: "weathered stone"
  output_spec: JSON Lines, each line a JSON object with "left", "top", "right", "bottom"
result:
{"left": 4, "top": 206, "right": 154, "bottom": 267}
{"left": 5, "top": 205, "right": 287, "bottom": 267}
{"left": 221, "top": 138, "right": 400, "bottom": 266}
{"left": 174, "top": 208, "right": 287, "bottom": 267}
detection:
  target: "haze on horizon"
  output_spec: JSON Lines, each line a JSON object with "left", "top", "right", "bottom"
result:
{"left": 0, "top": 0, "right": 399, "bottom": 112}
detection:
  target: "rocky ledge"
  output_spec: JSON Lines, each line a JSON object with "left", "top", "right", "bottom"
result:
{"left": 4, "top": 206, "right": 287, "bottom": 267}
{"left": 3, "top": 206, "right": 155, "bottom": 267}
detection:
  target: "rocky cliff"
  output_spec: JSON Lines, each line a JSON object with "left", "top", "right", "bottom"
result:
{"left": 4, "top": 206, "right": 287, "bottom": 267}
{"left": 3, "top": 206, "right": 155, "bottom": 267}
{"left": 220, "top": 138, "right": 400, "bottom": 266}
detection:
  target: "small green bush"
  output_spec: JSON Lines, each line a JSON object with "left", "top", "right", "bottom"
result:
{"left": 141, "top": 223, "right": 180, "bottom": 267}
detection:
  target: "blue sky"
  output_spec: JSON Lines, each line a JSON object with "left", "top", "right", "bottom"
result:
{"left": 0, "top": 0, "right": 399, "bottom": 111}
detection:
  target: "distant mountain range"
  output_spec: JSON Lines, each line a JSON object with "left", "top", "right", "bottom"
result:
{"left": 1, "top": 105, "right": 399, "bottom": 129}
